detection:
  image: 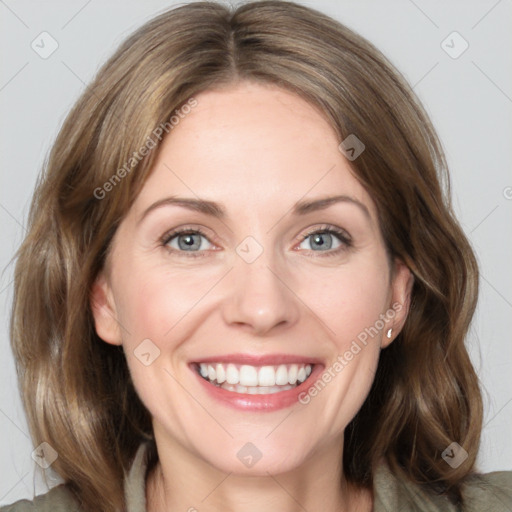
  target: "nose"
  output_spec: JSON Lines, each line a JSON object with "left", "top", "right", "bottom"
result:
{"left": 221, "top": 253, "right": 300, "bottom": 336}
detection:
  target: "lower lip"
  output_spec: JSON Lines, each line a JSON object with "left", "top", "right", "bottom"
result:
{"left": 191, "top": 364, "right": 325, "bottom": 412}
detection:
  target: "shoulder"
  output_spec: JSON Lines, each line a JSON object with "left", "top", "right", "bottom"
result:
{"left": 461, "top": 469, "right": 512, "bottom": 511}
{"left": 0, "top": 484, "right": 81, "bottom": 512}
{"left": 0, "top": 441, "right": 152, "bottom": 512}
{"left": 374, "top": 461, "right": 512, "bottom": 512}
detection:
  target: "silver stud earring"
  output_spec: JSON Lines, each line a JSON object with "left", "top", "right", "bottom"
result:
{"left": 386, "top": 328, "right": 392, "bottom": 339}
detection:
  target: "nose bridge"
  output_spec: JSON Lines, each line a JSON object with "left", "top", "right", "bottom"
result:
{"left": 221, "top": 239, "right": 300, "bottom": 334}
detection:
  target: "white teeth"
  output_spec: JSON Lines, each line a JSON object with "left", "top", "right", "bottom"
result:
{"left": 220, "top": 382, "right": 295, "bottom": 394}
{"left": 258, "top": 366, "right": 276, "bottom": 386}
{"left": 288, "top": 364, "right": 298, "bottom": 385}
{"left": 216, "top": 363, "right": 226, "bottom": 384}
{"left": 239, "top": 365, "right": 258, "bottom": 386}
{"left": 275, "top": 365, "right": 289, "bottom": 385}
{"left": 197, "top": 362, "right": 314, "bottom": 389}
{"left": 226, "top": 364, "right": 239, "bottom": 384}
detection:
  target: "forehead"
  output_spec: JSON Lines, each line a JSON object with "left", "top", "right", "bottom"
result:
{"left": 131, "top": 81, "right": 377, "bottom": 222}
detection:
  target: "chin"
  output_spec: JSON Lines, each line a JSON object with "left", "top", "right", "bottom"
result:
{"left": 196, "top": 437, "right": 313, "bottom": 476}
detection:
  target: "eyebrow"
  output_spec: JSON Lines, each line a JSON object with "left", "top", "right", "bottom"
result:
{"left": 137, "top": 194, "right": 371, "bottom": 225}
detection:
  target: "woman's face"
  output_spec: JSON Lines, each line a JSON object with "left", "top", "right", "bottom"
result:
{"left": 91, "top": 81, "right": 412, "bottom": 475}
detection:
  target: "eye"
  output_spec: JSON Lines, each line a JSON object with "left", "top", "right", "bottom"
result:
{"left": 161, "top": 227, "right": 214, "bottom": 256}
{"left": 160, "top": 225, "right": 352, "bottom": 258}
{"left": 297, "top": 226, "right": 352, "bottom": 255}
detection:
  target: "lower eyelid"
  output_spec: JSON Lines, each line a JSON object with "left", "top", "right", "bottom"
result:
{"left": 301, "top": 240, "right": 351, "bottom": 256}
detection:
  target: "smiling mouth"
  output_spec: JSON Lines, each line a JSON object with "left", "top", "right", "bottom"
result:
{"left": 193, "top": 362, "right": 315, "bottom": 394}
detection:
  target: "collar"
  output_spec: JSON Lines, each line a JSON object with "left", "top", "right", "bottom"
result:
{"left": 123, "top": 441, "right": 458, "bottom": 512}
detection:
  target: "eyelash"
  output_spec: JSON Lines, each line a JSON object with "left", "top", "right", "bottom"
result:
{"left": 299, "top": 225, "right": 352, "bottom": 258}
{"left": 160, "top": 227, "right": 214, "bottom": 259}
{"left": 159, "top": 225, "right": 352, "bottom": 258}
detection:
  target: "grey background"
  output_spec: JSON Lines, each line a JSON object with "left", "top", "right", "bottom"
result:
{"left": 1, "top": 0, "right": 511, "bottom": 504}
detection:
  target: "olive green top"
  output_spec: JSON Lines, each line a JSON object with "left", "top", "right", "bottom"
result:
{"left": 1, "top": 442, "right": 511, "bottom": 511}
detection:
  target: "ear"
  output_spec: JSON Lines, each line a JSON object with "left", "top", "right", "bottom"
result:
{"left": 381, "top": 258, "right": 414, "bottom": 348}
{"left": 90, "top": 271, "right": 123, "bottom": 346}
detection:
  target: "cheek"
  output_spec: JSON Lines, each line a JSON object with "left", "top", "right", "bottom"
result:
{"left": 296, "top": 255, "right": 391, "bottom": 345}
{"left": 292, "top": 253, "right": 390, "bottom": 426}
{"left": 114, "top": 253, "right": 222, "bottom": 342}
{"left": 113, "top": 261, "right": 217, "bottom": 415}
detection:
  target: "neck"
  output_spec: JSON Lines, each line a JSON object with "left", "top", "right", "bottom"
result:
{"left": 145, "top": 435, "right": 373, "bottom": 512}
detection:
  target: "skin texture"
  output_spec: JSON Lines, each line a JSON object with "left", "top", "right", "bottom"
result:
{"left": 91, "top": 81, "right": 413, "bottom": 512}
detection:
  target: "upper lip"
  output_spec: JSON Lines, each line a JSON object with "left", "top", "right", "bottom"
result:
{"left": 191, "top": 353, "right": 324, "bottom": 366}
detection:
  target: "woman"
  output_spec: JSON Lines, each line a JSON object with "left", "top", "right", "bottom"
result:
{"left": 2, "top": 1, "right": 511, "bottom": 511}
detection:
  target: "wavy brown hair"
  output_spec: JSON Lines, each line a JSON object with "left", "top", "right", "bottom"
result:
{"left": 10, "top": 1, "right": 482, "bottom": 511}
